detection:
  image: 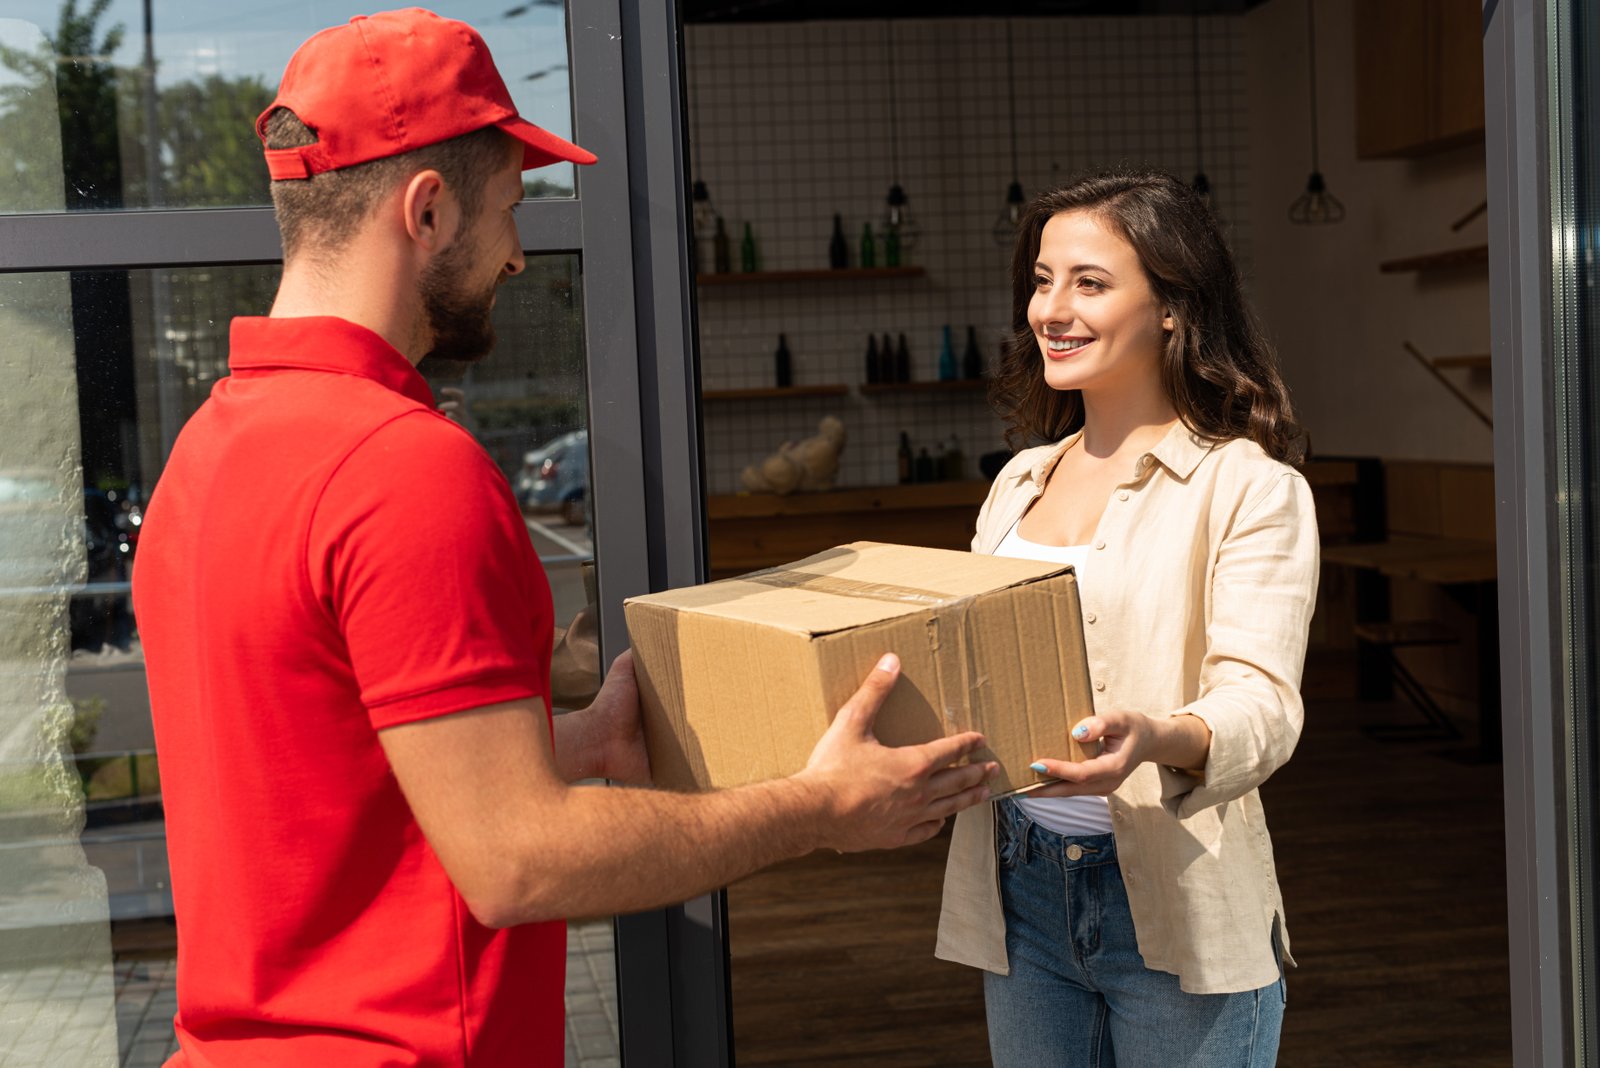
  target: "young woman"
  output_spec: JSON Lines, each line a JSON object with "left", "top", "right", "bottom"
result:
{"left": 936, "top": 170, "right": 1318, "bottom": 1067}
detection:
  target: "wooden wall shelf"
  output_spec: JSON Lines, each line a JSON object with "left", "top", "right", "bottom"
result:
{"left": 1378, "top": 245, "right": 1489, "bottom": 274}
{"left": 702, "top": 384, "right": 850, "bottom": 401}
{"left": 859, "top": 379, "right": 987, "bottom": 396}
{"left": 696, "top": 266, "right": 926, "bottom": 286}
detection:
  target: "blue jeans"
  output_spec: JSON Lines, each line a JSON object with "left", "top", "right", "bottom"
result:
{"left": 984, "top": 799, "right": 1284, "bottom": 1067}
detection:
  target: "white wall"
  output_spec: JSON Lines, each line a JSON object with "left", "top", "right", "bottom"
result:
{"left": 1243, "top": 0, "right": 1493, "bottom": 464}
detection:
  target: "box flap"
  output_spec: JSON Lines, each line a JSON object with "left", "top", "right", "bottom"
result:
{"left": 624, "top": 541, "right": 1072, "bottom": 636}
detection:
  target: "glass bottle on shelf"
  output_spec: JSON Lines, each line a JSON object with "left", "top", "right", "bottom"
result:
{"left": 914, "top": 446, "right": 935, "bottom": 483}
{"left": 897, "top": 432, "right": 913, "bottom": 484}
{"left": 884, "top": 224, "right": 902, "bottom": 268}
{"left": 740, "top": 222, "right": 758, "bottom": 273}
{"left": 881, "top": 333, "right": 894, "bottom": 374}
{"left": 712, "top": 215, "right": 731, "bottom": 274}
{"left": 962, "top": 325, "right": 984, "bottom": 379}
{"left": 829, "top": 214, "right": 849, "bottom": 269}
{"left": 938, "top": 325, "right": 957, "bottom": 381}
{"left": 895, "top": 333, "right": 911, "bottom": 383}
{"left": 774, "top": 333, "right": 792, "bottom": 388}
{"left": 865, "top": 335, "right": 881, "bottom": 384}
{"left": 859, "top": 223, "right": 876, "bottom": 269}
{"left": 942, "top": 433, "right": 965, "bottom": 481}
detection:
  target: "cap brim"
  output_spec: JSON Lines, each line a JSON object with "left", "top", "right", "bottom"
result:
{"left": 498, "top": 116, "right": 598, "bottom": 169}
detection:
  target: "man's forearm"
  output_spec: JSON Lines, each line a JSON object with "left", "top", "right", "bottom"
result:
{"left": 550, "top": 707, "right": 605, "bottom": 782}
{"left": 482, "top": 774, "right": 829, "bottom": 927}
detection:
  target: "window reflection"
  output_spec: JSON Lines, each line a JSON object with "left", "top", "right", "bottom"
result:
{"left": 0, "top": 255, "right": 591, "bottom": 1065}
{"left": 0, "top": 1, "right": 576, "bottom": 214}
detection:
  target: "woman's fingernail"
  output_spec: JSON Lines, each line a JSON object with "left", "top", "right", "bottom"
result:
{"left": 1072, "top": 723, "right": 1090, "bottom": 740}
{"left": 876, "top": 653, "right": 898, "bottom": 672}
{"left": 1029, "top": 762, "right": 1048, "bottom": 773}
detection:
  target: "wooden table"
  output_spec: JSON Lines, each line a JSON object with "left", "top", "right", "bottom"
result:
{"left": 1321, "top": 537, "right": 1501, "bottom": 760}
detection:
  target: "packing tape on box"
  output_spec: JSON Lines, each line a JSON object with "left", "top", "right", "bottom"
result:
{"left": 742, "top": 566, "right": 983, "bottom": 737}
{"left": 740, "top": 567, "right": 956, "bottom": 607}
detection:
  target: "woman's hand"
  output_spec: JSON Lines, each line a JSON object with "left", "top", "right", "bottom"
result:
{"left": 1026, "top": 710, "right": 1212, "bottom": 798}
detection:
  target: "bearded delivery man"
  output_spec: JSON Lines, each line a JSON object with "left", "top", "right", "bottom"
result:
{"left": 132, "top": 9, "right": 995, "bottom": 1065}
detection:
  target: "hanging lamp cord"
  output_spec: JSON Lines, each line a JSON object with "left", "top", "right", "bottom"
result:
{"left": 885, "top": 21, "right": 901, "bottom": 186}
{"left": 1306, "top": 0, "right": 1320, "bottom": 172}
{"left": 1191, "top": 9, "right": 1202, "bottom": 175}
{"left": 1006, "top": 25, "right": 1019, "bottom": 182}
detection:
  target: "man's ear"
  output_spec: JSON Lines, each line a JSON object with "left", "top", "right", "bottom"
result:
{"left": 402, "top": 169, "right": 458, "bottom": 254}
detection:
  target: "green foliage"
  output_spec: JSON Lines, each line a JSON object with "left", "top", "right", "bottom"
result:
{"left": 66, "top": 694, "right": 103, "bottom": 755}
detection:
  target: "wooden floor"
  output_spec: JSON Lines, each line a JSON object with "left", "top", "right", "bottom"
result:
{"left": 727, "top": 652, "right": 1512, "bottom": 1066}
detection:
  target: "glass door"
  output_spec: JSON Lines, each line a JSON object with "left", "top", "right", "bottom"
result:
{"left": 0, "top": 1, "right": 707, "bottom": 1064}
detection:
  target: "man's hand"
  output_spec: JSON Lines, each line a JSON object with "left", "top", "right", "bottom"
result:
{"left": 552, "top": 651, "right": 650, "bottom": 784}
{"left": 588, "top": 651, "right": 649, "bottom": 784}
{"left": 795, "top": 653, "right": 995, "bottom": 852}
{"left": 1026, "top": 709, "right": 1212, "bottom": 798}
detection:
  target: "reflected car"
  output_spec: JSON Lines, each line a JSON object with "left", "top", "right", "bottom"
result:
{"left": 514, "top": 430, "right": 589, "bottom": 525}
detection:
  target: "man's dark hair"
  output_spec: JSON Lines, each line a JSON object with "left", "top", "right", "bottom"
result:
{"left": 262, "top": 108, "right": 513, "bottom": 259}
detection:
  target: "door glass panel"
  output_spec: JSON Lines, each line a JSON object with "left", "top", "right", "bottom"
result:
{"left": 0, "top": 255, "right": 607, "bottom": 1066}
{"left": 0, "top": 1, "right": 575, "bottom": 214}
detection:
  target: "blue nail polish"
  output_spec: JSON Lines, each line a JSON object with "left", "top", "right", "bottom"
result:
{"left": 1029, "top": 762, "right": 1047, "bottom": 773}
{"left": 1072, "top": 723, "right": 1090, "bottom": 740}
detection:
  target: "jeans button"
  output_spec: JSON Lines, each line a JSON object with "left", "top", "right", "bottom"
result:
{"left": 1065, "top": 844, "right": 1084, "bottom": 861}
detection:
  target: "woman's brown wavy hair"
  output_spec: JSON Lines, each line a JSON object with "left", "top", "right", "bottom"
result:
{"left": 990, "top": 169, "right": 1306, "bottom": 466}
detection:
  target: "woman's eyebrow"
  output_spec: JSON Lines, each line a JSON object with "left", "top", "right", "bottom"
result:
{"left": 1069, "top": 263, "right": 1115, "bottom": 277}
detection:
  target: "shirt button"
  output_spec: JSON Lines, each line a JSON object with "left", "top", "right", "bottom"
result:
{"left": 1094, "top": 680, "right": 1106, "bottom": 692}
{"left": 1117, "top": 490, "right": 1129, "bottom": 501}
{"left": 1085, "top": 612, "right": 1097, "bottom": 624}
{"left": 1093, "top": 539, "right": 1106, "bottom": 550}
{"left": 1065, "top": 844, "right": 1084, "bottom": 861}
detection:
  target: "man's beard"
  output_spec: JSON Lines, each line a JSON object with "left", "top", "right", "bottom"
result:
{"left": 419, "top": 240, "right": 499, "bottom": 364}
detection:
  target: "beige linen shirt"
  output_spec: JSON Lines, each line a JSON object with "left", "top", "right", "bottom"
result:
{"left": 935, "top": 422, "right": 1319, "bottom": 995}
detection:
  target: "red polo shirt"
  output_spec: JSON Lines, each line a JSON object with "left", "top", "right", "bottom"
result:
{"left": 133, "top": 316, "right": 562, "bottom": 1067}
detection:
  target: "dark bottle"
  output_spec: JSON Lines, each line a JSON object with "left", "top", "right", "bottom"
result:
{"left": 914, "top": 447, "right": 935, "bottom": 483}
{"left": 865, "top": 335, "right": 881, "bottom": 384}
{"left": 942, "top": 433, "right": 965, "bottom": 481}
{"left": 740, "top": 222, "right": 758, "bottom": 273}
{"left": 895, "top": 333, "right": 911, "bottom": 383}
{"left": 884, "top": 225, "right": 902, "bottom": 268}
{"left": 829, "top": 214, "right": 849, "bottom": 269}
{"left": 897, "top": 432, "right": 913, "bottom": 485}
{"left": 938, "top": 324, "right": 957, "bottom": 381}
{"left": 712, "top": 215, "right": 731, "bottom": 274}
{"left": 962, "top": 325, "right": 984, "bottom": 379}
{"left": 774, "top": 333, "right": 792, "bottom": 388}
{"left": 860, "top": 223, "right": 877, "bottom": 269}
{"left": 881, "top": 333, "right": 894, "bottom": 370}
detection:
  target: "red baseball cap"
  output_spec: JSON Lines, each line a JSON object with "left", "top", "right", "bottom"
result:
{"left": 257, "top": 7, "right": 596, "bottom": 180}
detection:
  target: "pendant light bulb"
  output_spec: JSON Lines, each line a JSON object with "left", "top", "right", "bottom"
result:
{"left": 883, "top": 182, "right": 921, "bottom": 254}
{"left": 1289, "top": 171, "right": 1345, "bottom": 225}
{"left": 691, "top": 179, "right": 720, "bottom": 272}
{"left": 991, "top": 180, "right": 1026, "bottom": 246}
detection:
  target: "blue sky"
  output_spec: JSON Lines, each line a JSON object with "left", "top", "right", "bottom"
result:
{"left": 0, "top": 2, "right": 574, "bottom": 139}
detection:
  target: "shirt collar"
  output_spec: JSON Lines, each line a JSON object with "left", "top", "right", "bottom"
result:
{"left": 1022, "top": 421, "right": 1216, "bottom": 486}
{"left": 227, "top": 316, "right": 436, "bottom": 408}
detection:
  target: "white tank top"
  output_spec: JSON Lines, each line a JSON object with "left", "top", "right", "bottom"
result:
{"left": 992, "top": 523, "right": 1115, "bottom": 837}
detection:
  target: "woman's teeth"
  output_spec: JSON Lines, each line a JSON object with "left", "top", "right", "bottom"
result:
{"left": 1047, "top": 338, "right": 1091, "bottom": 352}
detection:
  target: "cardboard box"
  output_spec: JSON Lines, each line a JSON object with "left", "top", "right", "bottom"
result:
{"left": 623, "top": 541, "right": 1095, "bottom": 796}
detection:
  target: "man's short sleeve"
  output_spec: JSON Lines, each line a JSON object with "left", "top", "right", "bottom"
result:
{"left": 308, "top": 411, "right": 552, "bottom": 730}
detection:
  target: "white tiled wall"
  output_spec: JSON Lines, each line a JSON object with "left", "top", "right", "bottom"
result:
{"left": 686, "top": 15, "right": 1250, "bottom": 494}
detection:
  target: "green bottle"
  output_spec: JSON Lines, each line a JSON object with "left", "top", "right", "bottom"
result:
{"left": 740, "top": 222, "right": 758, "bottom": 273}
{"left": 884, "top": 225, "right": 902, "bottom": 268}
{"left": 859, "top": 223, "right": 876, "bottom": 269}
